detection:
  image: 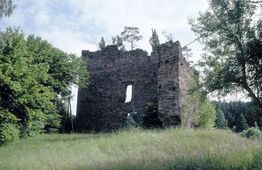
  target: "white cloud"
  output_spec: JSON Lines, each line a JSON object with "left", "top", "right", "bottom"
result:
{"left": 4, "top": 0, "right": 209, "bottom": 56}
{"left": 3, "top": 0, "right": 210, "bottom": 114}
{"left": 37, "top": 29, "right": 97, "bottom": 56}
{"left": 67, "top": 0, "right": 208, "bottom": 58}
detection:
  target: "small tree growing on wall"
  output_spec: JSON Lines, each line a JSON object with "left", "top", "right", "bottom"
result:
{"left": 120, "top": 26, "right": 142, "bottom": 50}
{"left": 98, "top": 37, "right": 106, "bottom": 50}
{"left": 112, "top": 35, "right": 125, "bottom": 51}
{"left": 149, "top": 29, "right": 160, "bottom": 50}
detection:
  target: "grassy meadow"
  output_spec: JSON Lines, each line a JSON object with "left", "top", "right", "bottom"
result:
{"left": 0, "top": 128, "right": 261, "bottom": 170}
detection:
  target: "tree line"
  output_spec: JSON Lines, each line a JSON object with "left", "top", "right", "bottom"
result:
{"left": 214, "top": 101, "right": 262, "bottom": 131}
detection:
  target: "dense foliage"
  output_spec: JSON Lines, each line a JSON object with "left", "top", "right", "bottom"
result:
{"left": 193, "top": 99, "right": 216, "bottom": 129}
{"left": 241, "top": 127, "right": 262, "bottom": 139}
{"left": 0, "top": 28, "right": 88, "bottom": 144}
{"left": 190, "top": 0, "right": 262, "bottom": 118}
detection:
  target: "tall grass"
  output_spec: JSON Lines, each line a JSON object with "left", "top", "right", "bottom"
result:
{"left": 0, "top": 128, "right": 261, "bottom": 170}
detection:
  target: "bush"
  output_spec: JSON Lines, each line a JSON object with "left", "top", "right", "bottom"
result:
{"left": 0, "top": 123, "right": 20, "bottom": 145}
{"left": 0, "top": 109, "right": 20, "bottom": 145}
{"left": 241, "top": 127, "right": 262, "bottom": 139}
{"left": 193, "top": 99, "right": 216, "bottom": 129}
{"left": 44, "top": 113, "right": 62, "bottom": 133}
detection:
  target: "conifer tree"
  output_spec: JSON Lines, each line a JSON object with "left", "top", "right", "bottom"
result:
{"left": 236, "top": 113, "right": 248, "bottom": 132}
{"left": 98, "top": 37, "right": 106, "bottom": 50}
{"left": 215, "top": 107, "right": 228, "bottom": 129}
{"left": 149, "top": 29, "right": 160, "bottom": 50}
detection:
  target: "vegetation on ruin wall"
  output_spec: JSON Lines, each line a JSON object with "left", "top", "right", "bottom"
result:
{"left": 0, "top": 128, "right": 261, "bottom": 170}
{"left": 180, "top": 65, "right": 216, "bottom": 129}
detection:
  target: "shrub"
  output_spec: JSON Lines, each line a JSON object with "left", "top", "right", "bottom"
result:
{"left": 241, "top": 127, "right": 262, "bottom": 139}
{"left": 44, "top": 113, "right": 62, "bottom": 133}
{"left": 0, "top": 123, "right": 20, "bottom": 145}
{"left": 0, "top": 110, "right": 20, "bottom": 145}
{"left": 193, "top": 99, "right": 216, "bottom": 129}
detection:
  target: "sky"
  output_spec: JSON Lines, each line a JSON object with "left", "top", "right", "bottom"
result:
{"left": 1, "top": 0, "right": 210, "bottom": 115}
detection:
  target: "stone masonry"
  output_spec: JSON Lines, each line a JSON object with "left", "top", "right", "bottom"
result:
{"left": 76, "top": 41, "right": 195, "bottom": 132}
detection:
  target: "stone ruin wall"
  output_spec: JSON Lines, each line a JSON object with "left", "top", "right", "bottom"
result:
{"left": 76, "top": 41, "right": 195, "bottom": 132}
{"left": 178, "top": 51, "right": 198, "bottom": 128}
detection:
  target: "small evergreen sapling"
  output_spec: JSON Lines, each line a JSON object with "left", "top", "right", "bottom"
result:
{"left": 149, "top": 29, "right": 160, "bottom": 50}
{"left": 98, "top": 37, "right": 106, "bottom": 50}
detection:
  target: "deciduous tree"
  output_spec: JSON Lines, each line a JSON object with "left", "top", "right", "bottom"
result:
{"left": 190, "top": 0, "right": 262, "bottom": 117}
{"left": 0, "top": 28, "right": 88, "bottom": 143}
{"left": 193, "top": 99, "right": 216, "bottom": 129}
{"left": 0, "top": 28, "right": 56, "bottom": 138}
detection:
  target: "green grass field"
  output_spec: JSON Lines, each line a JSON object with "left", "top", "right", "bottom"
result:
{"left": 0, "top": 128, "right": 261, "bottom": 170}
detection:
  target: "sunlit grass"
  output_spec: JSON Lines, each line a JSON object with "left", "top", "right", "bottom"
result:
{"left": 0, "top": 128, "right": 261, "bottom": 170}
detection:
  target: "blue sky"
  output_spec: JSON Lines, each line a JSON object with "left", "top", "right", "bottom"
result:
{"left": 1, "top": 0, "right": 210, "bottom": 114}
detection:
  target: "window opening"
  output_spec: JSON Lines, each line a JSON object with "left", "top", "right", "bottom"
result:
{"left": 125, "top": 85, "right": 132, "bottom": 103}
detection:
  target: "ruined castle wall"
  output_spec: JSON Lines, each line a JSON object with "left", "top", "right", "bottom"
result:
{"left": 178, "top": 51, "right": 195, "bottom": 127}
{"left": 179, "top": 55, "right": 193, "bottom": 108}
{"left": 178, "top": 53, "right": 200, "bottom": 128}
{"left": 77, "top": 41, "right": 195, "bottom": 132}
{"left": 156, "top": 41, "right": 181, "bottom": 126}
{"left": 77, "top": 45, "right": 158, "bottom": 132}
